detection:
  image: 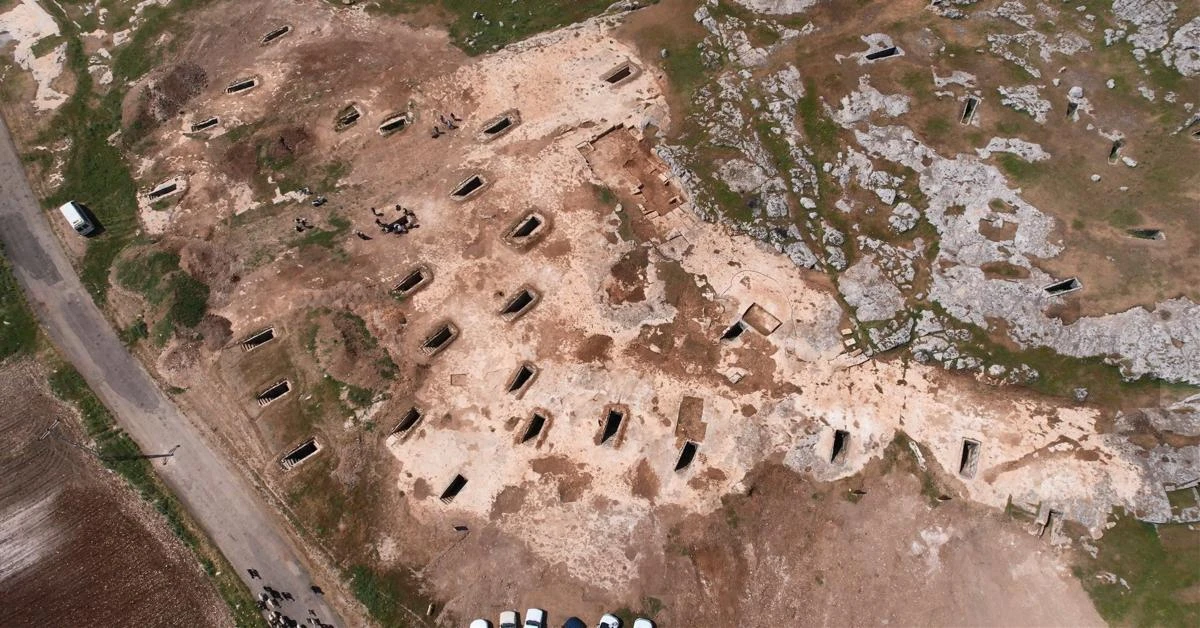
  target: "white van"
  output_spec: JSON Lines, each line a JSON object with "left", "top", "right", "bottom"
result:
{"left": 57, "top": 201, "right": 95, "bottom": 236}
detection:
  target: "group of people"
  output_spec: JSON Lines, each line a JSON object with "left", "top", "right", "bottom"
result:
{"left": 371, "top": 204, "right": 419, "bottom": 235}
{"left": 431, "top": 111, "right": 463, "bottom": 138}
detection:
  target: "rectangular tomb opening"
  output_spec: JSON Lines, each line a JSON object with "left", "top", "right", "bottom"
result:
{"left": 960, "top": 96, "right": 979, "bottom": 125}
{"left": 603, "top": 63, "right": 636, "bottom": 84}
{"left": 421, "top": 322, "right": 459, "bottom": 356}
{"left": 450, "top": 175, "right": 486, "bottom": 200}
{"left": 391, "top": 406, "right": 424, "bottom": 435}
{"left": 720, "top": 320, "right": 747, "bottom": 341}
{"left": 507, "top": 363, "right": 538, "bottom": 395}
{"left": 1108, "top": 139, "right": 1125, "bottom": 164}
{"left": 1043, "top": 277, "right": 1082, "bottom": 296}
{"left": 147, "top": 182, "right": 178, "bottom": 200}
{"left": 257, "top": 380, "right": 291, "bottom": 406}
{"left": 958, "top": 438, "right": 981, "bottom": 478}
{"left": 280, "top": 438, "right": 319, "bottom": 471}
{"left": 599, "top": 408, "right": 624, "bottom": 445}
{"left": 225, "top": 77, "right": 259, "bottom": 94}
{"left": 1127, "top": 228, "right": 1164, "bottom": 240}
{"left": 440, "top": 474, "right": 468, "bottom": 503}
{"left": 830, "top": 429, "right": 850, "bottom": 464}
{"left": 190, "top": 117, "right": 219, "bottom": 132}
{"left": 521, "top": 412, "right": 548, "bottom": 444}
{"left": 500, "top": 287, "right": 540, "bottom": 322}
{"left": 335, "top": 104, "right": 362, "bottom": 131}
{"left": 241, "top": 327, "right": 276, "bottom": 351}
{"left": 675, "top": 441, "right": 699, "bottom": 472}
{"left": 742, "top": 303, "right": 782, "bottom": 336}
{"left": 378, "top": 112, "right": 411, "bottom": 136}
{"left": 261, "top": 25, "right": 292, "bottom": 45}
{"left": 393, "top": 266, "right": 431, "bottom": 297}
{"left": 865, "top": 46, "right": 899, "bottom": 61}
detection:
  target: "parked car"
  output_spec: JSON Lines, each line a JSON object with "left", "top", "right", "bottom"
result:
{"left": 470, "top": 620, "right": 492, "bottom": 628}
{"left": 632, "top": 619, "right": 655, "bottom": 628}
{"left": 524, "top": 608, "right": 547, "bottom": 628}
{"left": 597, "top": 614, "right": 621, "bottom": 628}
{"left": 57, "top": 201, "right": 95, "bottom": 236}
{"left": 562, "top": 618, "right": 586, "bottom": 628}
{"left": 500, "top": 610, "right": 520, "bottom": 628}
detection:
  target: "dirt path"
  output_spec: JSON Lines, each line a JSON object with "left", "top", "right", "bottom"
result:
{"left": 0, "top": 115, "right": 343, "bottom": 626}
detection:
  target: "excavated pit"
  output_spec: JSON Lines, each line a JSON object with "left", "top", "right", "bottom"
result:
{"left": 146, "top": 181, "right": 180, "bottom": 200}
{"left": 256, "top": 380, "right": 291, "bottom": 406}
{"left": 391, "top": 406, "right": 424, "bottom": 436}
{"left": 450, "top": 175, "right": 487, "bottom": 200}
{"left": 830, "top": 429, "right": 850, "bottom": 464}
{"left": 1066, "top": 101, "right": 1079, "bottom": 118}
{"left": 335, "top": 103, "right": 362, "bottom": 131}
{"left": 865, "top": 46, "right": 899, "bottom": 61}
{"left": 720, "top": 320, "right": 747, "bottom": 341}
{"left": 1108, "top": 139, "right": 1125, "bottom": 164}
{"left": 1043, "top": 277, "right": 1082, "bottom": 296}
{"left": 260, "top": 25, "right": 292, "bottom": 45}
{"left": 421, "top": 322, "right": 459, "bottom": 356}
{"left": 506, "top": 363, "right": 538, "bottom": 396}
{"left": 499, "top": 287, "right": 540, "bottom": 322}
{"left": 675, "top": 441, "right": 699, "bottom": 472}
{"left": 378, "top": 112, "right": 412, "bottom": 136}
{"left": 440, "top": 474, "right": 468, "bottom": 503}
{"left": 225, "top": 77, "right": 259, "bottom": 94}
{"left": 240, "top": 327, "right": 275, "bottom": 351}
{"left": 742, "top": 303, "right": 782, "bottom": 336}
{"left": 190, "top": 116, "right": 219, "bottom": 133}
{"left": 1127, "top": 228, "right": 1164, "bottom": 240}
{"left": 599, "top": 408, "right": 624, "bottom": 446}
{"left": 478, "top": 109, "right": 521, "bottom": 141}
{"left": 503, "top": 212, "right": 549, "bottom": 249}
{"left": 958, "top": 438, "right": 981, "bottom": 479}
{"left": 520, "top": 412, "right": 549, "bottom": 445}
{"left": 601, "top": 62, "right": 640, "bottom": 86}
{"left": 1039, "top": 509, "right": 1063, "bottom": 538}
{"left": 280, "top": 438, "right": 319, "bottom": 471}
{"left": 960, "top": 96, "right": 979, "bottom": 125}
{"left": 393, "top": 265, "right": 432, "bottom": 297}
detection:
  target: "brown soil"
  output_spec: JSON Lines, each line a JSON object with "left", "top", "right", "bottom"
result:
{"left": 0, "top": 359, "right": 228, "bottom": 627}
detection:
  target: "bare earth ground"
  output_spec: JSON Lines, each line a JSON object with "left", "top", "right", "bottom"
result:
{"left": 3, "top": 0, "right": 1198, "bottom": 626}
{"left": 0, "top": 358, "right": 229, "bottom": 627}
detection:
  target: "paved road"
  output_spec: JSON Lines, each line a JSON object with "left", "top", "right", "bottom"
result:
{"left": 0, "top": 118, "right": 342, "bottom": 626}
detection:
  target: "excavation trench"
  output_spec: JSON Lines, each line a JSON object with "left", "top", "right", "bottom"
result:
{"left": 393, "top": 266, "right": 431, "bottom": 297}
{"left": 1043, "top": 277, "right": 1082, "bottom": 296}
{"left": 865, "top": 46, "right": 899, "bottom": 61}
{"left": 391, "top": 407, "right": 424, "bottom": 436}
{"left": 450, "top": 175, "right": 486, "bottom": 200}
{"left": 240, "top": 327, "right": 275, "bottom": 351}
{"left": 960, "top": 96, "right": 979, "bottom": 125}
{"left": 958, "top": 438, "right": 981, "bottom": 478}
{"left": 225, "top": 77, "right": 259, "bottom": 94}
{"left": 504, "top": 212, "right": 548, "bottom": 249}
{"left": 335, "top": 104, "right": 362, "bottom": 131}
{"left": 1127, "top": 228, "right": 1163, "bottom": 240}
{"left": 507, "top": 363, "right": 537, "bottom": 395}
{"left": 500, "top": 287, "right": 540, "bottom": 321}
{"left": 261, "top": 25, "right": 292, "bottom": 45}
{"left": 280, "top": 438, "right": 319, "bottom": 471}
{"left": 257, "top": 380, "right": 291, "bottom": 406}
{"left": 421, "top": 322, "right": 458, "bottom": 356}
{"left": 378, "top": 112, "right": 411, "bottom": 136}
{"left": 440, "top": 474, "right": 468, "bottom": 503}
{"left": 830, "top": 429, "right": 850, "bottom": 464}
{"left": 720, "top": 320, "right": 746, "bottom": 341}
{"left": 190, "top": 116, "right": 219, "bottom": 132}
{"left": 520, "top": 412, "right": 549, "bottom": 444}
{"left": 675, "top": 441, "right": 699, "bottom": 472}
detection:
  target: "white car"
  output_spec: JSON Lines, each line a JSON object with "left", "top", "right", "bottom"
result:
{"left": 598, "top": 614, "right": 622, "bottom": 628}
{"left": 499, "top": 610, "right": 519, "bottom": 628}
{"left": 524, "top": 608, "right": 546, "bottom": 628}
{"left": 632, "top": 620, "right": 655, "bottom": 628}
{"left": 470, "top": 620, "right": 492, "bottom": 628}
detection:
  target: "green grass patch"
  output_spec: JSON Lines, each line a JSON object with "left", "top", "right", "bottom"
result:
{"left": 440, "top": 0, "right": 616, "bottom": 55}
{"left": 48, "top": 363, "right": 264, "bottom": 627}
{"left": 30, "top": 34, "right": 64, "bottom": 59}
{"left": 347, "top": 563, "right": 434, "bottom": 627}
{"left": 0, "top": 251, "right": 39, "bottom": 361}
{"left": 1075, "top": 517, "right": 1200, "bottom": 626}
{"left": 293, "top": 214, "right": 351, "bottom": 250}
{"left": 1106, "top": 206, "right": 1143, "bottom": 229}
{"left": 115, "top": 249, "right": 181, "bottom": 304}
{"left": 995, "top": 153, "right": 1039, "bottom": 181}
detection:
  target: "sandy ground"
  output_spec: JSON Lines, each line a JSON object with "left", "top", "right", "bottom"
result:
{"left": 0, "top": 358, "right": 229, "bottom": 627}
{"left": 4, "top": 0, "right": 1192, "bottom": 625}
